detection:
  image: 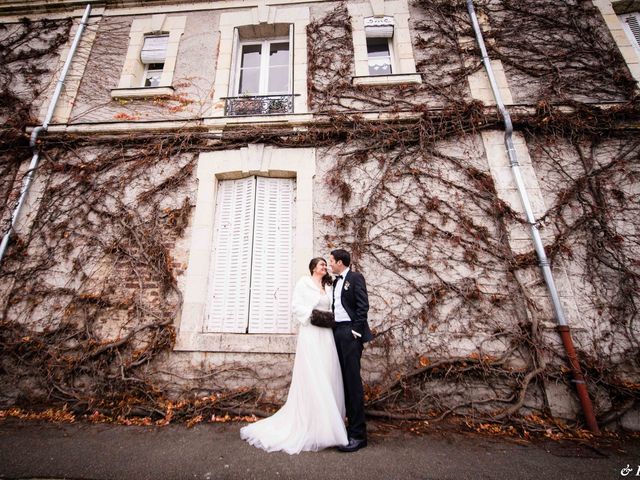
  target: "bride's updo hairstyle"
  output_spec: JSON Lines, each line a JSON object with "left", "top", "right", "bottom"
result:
{"left": 309, "top": 257, "right": 333, "bottom": 287}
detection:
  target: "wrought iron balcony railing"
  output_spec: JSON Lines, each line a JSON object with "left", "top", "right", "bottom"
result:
{"left": 223, "top": 94, "right": 297, "bottom": 116}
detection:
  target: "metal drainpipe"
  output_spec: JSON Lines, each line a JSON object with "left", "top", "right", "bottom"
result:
{"left": 0, "top": 4, "right": 92, "bottom": 267}
{"left": 465, "top": 0, "right": 600, "bottom": 433}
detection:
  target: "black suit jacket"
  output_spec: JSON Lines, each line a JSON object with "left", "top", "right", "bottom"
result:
{"left": 334, "top": 269, "right": 374, "bottom": 343}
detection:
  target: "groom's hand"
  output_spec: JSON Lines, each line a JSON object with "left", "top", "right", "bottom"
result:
{"left": 351, "top": 321, "right": 365, "bottom": 339}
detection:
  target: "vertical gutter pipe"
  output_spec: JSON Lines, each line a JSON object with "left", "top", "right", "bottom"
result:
{"left": 465, "top": 0, "right": 600, "bottom": 434}
{"left": 0, "top": 4, "right": 92, "bottom": 267}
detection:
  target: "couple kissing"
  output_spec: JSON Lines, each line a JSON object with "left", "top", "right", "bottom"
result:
{"left": 240, "top": 249, "right": 373, "bottom": 454}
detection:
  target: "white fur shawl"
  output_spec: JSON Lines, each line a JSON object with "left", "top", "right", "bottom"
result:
{"left": 291, "top": 276, "right": 330, "bottom": 326}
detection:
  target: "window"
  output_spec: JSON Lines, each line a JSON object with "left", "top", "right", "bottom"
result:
{"left": 143, "top": 63, "right": 164, "bottom": 87}
{"left": 236, "top": 39, "right": 291, "bottom": 95}
{"left": 619, "top": 12, "right": 640, "bottom": 53}
{"left": 140, "top": 34, "right": 169, "bottom": 87}
{"left": 212, "top": 8, "right": 311, "bottom": 116}
{"left": 223, "top": 25, "right": 295, "bottom": 116}
{"left": 348, "top": 1, "right": 422, "bottom": 86}
{"left": 205, "top": 176, "right": 295, "bottom": 334}
{"left": 112, "top": 15, "right": 185, "bottom": 99}
{"left": 365, "top": 16, "right": 395, "bottom": 76}
{"left": 367, "top": 37, "right": 393, "bottom": 76}
{"left": 174, "top": 146, "right": 315, "bottom": 353}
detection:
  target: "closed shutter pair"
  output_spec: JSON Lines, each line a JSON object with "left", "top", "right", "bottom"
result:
{"left": 205, "top": 176, "right": 295, "bottom": 334}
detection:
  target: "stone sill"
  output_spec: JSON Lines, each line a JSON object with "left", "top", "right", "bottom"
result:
{"left": 110, "top": 86, "right": 175, "bottom": 99}
{"left": 352, "top": 73, "right": 423, "bottom": 86}
{"left": 174, "top": 332, "right": 297, "bottom": 353}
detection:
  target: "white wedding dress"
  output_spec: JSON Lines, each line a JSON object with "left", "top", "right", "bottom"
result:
{"left": 240, "top": 280, "right": 348, "bottom": 454}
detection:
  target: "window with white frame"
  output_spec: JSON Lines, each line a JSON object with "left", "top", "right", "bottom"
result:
{"left": 348, "top": 1, "right": 421, "bottom": 86}
{"left": 140, "top": 34, "right": 169, "bottom": 87}
{"left": 365, "top": 16, "right": 394, "bottom": 76}
{"left": 205, "top": 176, "right": 295, "bottom": 334}
{"left": 619, "top": 12, "right": 640, "bottom": 53}
{"left": 112, "top": 15, "right": 186, "bottom": 99}
{"left": 235, "top": 39, "right": 291, "bottom": 95}
{"left": 224, "top": 23, "right": 295, "bottom": 115}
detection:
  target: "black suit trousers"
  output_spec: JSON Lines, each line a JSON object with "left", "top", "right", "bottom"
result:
{"left": 333, "top": 322, "right": 366, "bottom": 440}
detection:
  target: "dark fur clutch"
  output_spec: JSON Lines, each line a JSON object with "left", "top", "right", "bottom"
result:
{"left": 310, "top": 309, "right": 335, "bottom": 328}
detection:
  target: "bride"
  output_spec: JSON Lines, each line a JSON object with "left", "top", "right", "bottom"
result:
{"left": 240, "top": 257, "right": 348, "bottom": 454}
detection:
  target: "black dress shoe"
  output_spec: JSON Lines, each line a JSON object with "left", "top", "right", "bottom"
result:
{"left": 338, "top": 437, "right": 367, "bottom": 452}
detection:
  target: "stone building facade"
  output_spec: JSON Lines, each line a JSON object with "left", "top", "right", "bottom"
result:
{"left": 0, "top": 0, "right": 638, "bottom": 431}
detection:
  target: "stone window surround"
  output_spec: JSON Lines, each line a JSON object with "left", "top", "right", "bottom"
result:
{"left": 348, "top": 0, "right": 422, "bottom": 86}
{"left": 174, "top": 145, "right": 316, "bottom": 354}
{"left": 211, "top": 4, "right": 310, "bottom": 116}
{"left": 111, "top": 13, "right": 186, "bottom": 99}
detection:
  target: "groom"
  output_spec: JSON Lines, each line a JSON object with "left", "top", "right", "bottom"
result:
{"left": 329, "top": 249, "right": 373, "bottom": 452}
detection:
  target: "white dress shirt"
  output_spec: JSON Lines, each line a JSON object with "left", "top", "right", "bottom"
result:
{"left": 333, "top": 267, "right": 351, "bottom": 323}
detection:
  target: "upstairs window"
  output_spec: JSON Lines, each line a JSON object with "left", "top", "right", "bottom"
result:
{"left": 224, "top": 23, "right": 295, "bottom": 116}
{"left": 140, "top": 34, "right": 169, "bottom": 87}
{"left": 348, "top": 1, "right": 421, "bottom": 86}
{"left": 112, "top": 15, "right": 186, "bottom": 99}
{"left": 143, "top": 63, "right": 164, "bottom": 87}
{"left": 619, "top": 12, "right": 640, "bottom": 54}
{"left": 236, "top": 40, "right": 291, "bottom": 95}
{"left": 365, "top": 16, "right": 394, "bottom": 76}
{"left": 366, "top": 37, "right": 393, "bottom": 76}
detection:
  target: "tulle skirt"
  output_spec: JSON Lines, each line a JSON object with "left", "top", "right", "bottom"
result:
{"left": 240, "top": 324, "right": 348, "bottom": 454}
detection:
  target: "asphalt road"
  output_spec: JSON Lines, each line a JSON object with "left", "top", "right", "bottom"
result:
{"left": 0, "top": 419, "right": 638, "bottom": 480}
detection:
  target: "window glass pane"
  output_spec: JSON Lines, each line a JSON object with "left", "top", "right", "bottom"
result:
{"left": 144, "top": 68, "right": 163, "bottom": 87}
{"left": 367, "top": 37, "right": 392, "bottom": 75}
{"left": 241, "top": 44, "right": 262, "bottom": 68}
{"left": 235, "top": 40, "right": 291, "bottom": 96}
{"left": 366, "top": 37, "right": 391, "bottom": 57}
{"left": 269, "top": 42, "right": 290, "bottom": 67}
{"left": 239, "top": 67, "right": 260, "bottom": 94}
{"left": 267, "top": 65, "right": 289, "bottom": 93}
{"left": 368, "top": 59, "right": 392, "bottom": 76}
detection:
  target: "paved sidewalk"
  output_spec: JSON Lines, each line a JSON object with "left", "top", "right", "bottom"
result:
{"left": 0, "top": 419, "right": 638, "bottom": 480}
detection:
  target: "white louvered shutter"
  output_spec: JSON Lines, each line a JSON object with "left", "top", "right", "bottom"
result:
{"left": 140, "top": 35, "right": 169, "bottom": 64}
{"left": 620, "top": 13, "right": 640, "bottom": 53}
{"left": 248, "top": 177, "right": 295, "bottom": 334}
{"left": 205, "top": 177, "right": 256, "bottom": 333}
